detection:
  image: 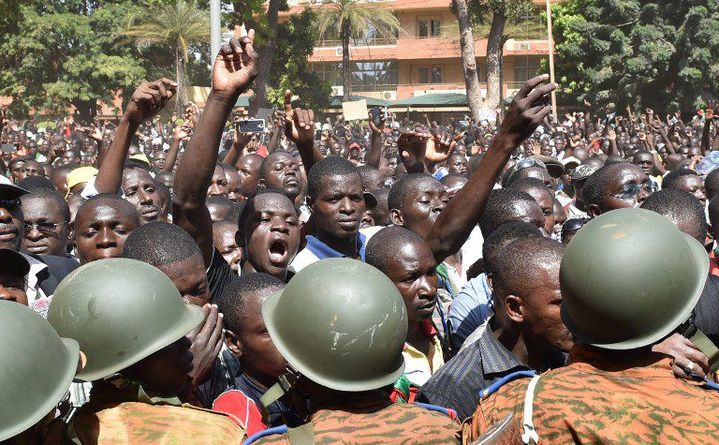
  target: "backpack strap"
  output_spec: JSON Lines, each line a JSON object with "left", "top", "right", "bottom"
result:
{"left": 521, "top": 374, "right": 542, "bottom": 445}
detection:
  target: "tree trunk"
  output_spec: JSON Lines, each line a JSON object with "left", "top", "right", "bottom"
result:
{"left": 485, "top": 11, "right": 506, "bottom": 113}
{"left": 341, "top": 21, "right": 351, "bottom": 102}
{"left": 249, "top": 0, "right": 280, "bottom": 115}
{"left": 176, "top": 46, "right": 188, "bottom": 113}
{"left": 452, "top": 0, "right": 483, "bottom": 122}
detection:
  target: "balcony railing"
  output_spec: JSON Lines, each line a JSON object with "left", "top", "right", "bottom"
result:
{"left": 316, "top": 36, "right": 398, "bottom": 48}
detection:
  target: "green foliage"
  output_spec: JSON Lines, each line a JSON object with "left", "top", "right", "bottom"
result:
{"left": 0, "top": 1, "right": 147, "bottom": 118}
{"left": 315, "top": 0, "right": 402, "bottom": 42}
{"left": 267, "top": 10, "right": 331, "bottom": 111}
{"left": 467, "top": 0, "right": 536, "bottom": 25}
{"left": 552, "top": 0, "right": 719, "bottom": 113}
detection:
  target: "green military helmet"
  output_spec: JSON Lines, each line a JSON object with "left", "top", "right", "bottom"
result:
{"left": 560, "top": 207, "right": 708, "bottom": 350}
{"left": 263, "top": 258, "right": 407, "bottom": 392}
{"left": 0, "top": 301, "right": 79, "bottom": 441}
{"left": 48, "top": 258, "right": 203, "bottom": 382}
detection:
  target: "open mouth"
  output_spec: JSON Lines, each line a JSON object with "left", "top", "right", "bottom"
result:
{"left": 268, "top": 238, "right": 289, "bottom": 265}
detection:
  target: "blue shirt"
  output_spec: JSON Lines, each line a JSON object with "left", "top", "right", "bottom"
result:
{"left": 449, "top": 273, "right": 493, "bottom": 351}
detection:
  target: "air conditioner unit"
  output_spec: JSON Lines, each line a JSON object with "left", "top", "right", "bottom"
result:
{"left": 331, "top": 86, "right": 344, "bottom": 97}
{"left": 335, "top": 47, "right": 345, "bottom": 56}
{"left": 518, "top": 42, "right": 531, "bottom": 50}
{"left": 382, "top": 91, "right": 397, "bottom": 101}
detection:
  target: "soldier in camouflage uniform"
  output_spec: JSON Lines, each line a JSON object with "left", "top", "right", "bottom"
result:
{"left": 465, "top": 208, "right": 719, "bottom": 444}
{"left": 48, "top": 258, "right": 246, "bottom": 443}
{"left": 246, "top": 258, "right": 461, "bottom": 444}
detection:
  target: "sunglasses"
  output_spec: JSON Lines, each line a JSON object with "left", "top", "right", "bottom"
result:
{"left": 23, "top": 221, "right": 65, "bottom": 234}
{"left": 0, "top": 199, "right": 20, "bottom": 212}
{"left": 516, "top": 157, "right": 547, "bottom": 171}
{"left": 613, "top": 183, "right": 648, "bottom": 200}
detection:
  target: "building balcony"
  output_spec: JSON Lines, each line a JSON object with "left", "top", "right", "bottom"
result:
{"left": 309, "top": 36, "right": 550, "bottom": 62}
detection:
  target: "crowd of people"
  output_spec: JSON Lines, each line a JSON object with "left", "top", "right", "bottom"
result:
{"left": 3, "top": 30, "right": 719, "bottom": 443}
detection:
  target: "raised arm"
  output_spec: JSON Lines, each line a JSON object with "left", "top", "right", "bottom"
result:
{"left": 366, "top": 111, "right": 384, "bottom": 168}
{"left": 94, "top": 79, "right": 176, "bottom": 193}
{"left": 173, "top": 32, "right": 258, "bottom": 267}
{"left": 427, "top": 75, "right": 556, "bottom": 263}
{"left": 284, "top": 89, "right": 322, "bottom": 174}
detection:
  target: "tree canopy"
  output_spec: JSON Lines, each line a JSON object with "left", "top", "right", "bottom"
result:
{"left": 552, "top": 0, "right": 719, "bottom": 114}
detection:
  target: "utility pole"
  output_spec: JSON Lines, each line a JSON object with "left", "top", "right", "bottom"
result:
{"left": 210, "top": 0, "right": 222, "bottom": 66}
{"left": 545, "top": 0, "right": 557, "bottom": 118}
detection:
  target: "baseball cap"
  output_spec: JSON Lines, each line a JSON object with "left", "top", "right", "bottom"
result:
{"left": 571, "top": 164, "right": 598, "bottom": 181}
{"left": 0, "top": 183, "right": 29, "bottom": 200}
{"left": 0, "top": 248, "right": 30, "bottom": 277}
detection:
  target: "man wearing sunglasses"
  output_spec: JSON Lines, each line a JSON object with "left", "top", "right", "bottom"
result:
{"left": 582, "top": 162, "right": 651, "bottom": 217}
{"left": 0, "top": 183, "right": 78, "bottom": 310}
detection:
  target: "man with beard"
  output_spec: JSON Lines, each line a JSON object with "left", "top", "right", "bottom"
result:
{"left": 0, "top": 182, "right": 78, "bottom": 305}
{"left": 20, "top": 188, "right": 71, "bottom": 257}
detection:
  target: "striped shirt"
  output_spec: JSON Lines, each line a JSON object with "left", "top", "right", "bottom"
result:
{"left": 417, "top": 318, "right": 565, "bottom": 420}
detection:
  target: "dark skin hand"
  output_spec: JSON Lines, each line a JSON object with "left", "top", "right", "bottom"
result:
{"left": 366, "top": 111, "right": 385, "bottom": 168}
{"left": 94, "top": 79, "right": 177, "bottom": 194}
{"left": 397, "top": 129, "right": 459, "bottom": 174}
{"left": 173, "top": 31, "right": 258, "bottom": 267}
{"left": 427, "top": 74, "right": 556, "bottom": 263}
{"left": 284, "top": 89, "right": 323, "bottom": 173}
{"left": 160, "top": 125, "right": 186, "bottom": 173}
{"left": 185, "top": 304, "right": 224, "bottom": 386}
{"left": 652, "top": 333, "right": 709, "bottom": 380}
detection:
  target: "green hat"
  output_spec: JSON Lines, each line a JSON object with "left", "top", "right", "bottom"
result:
{"left": 262, "top": 258, "right": 407, "bottom": 392}
{"left": 48, "top": 258, "right": 203, "bottom": 382}
{"left": 560, "top": 208, "right": 708, "bottom": 350}
{"left": 0, "top": 301, "right": 79, "bottom": 441}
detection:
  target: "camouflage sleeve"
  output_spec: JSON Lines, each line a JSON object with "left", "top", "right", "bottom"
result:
{"left": 464, "top": 379, "right": 528, "bottom": 443}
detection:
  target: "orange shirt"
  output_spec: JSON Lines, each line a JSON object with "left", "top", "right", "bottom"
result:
{"left": 464, "top": 344, "right": 719, "bottom": 444}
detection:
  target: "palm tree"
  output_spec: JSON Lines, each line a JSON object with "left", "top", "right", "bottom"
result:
{"left": 123, "top": 0, "right": 210, "bottom": 111}
{"left": 316, "top": 0, "right": 402, "bottom": 102}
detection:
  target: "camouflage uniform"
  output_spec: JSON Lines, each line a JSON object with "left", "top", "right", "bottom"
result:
{"left": 70, "top": 382, "right": 246, "bottom": 444}
{"left": 254, "top": 390, "right": 460, "bottom": 444}
{"left": 464, "top": 345, "right": 719, "bottom": 444}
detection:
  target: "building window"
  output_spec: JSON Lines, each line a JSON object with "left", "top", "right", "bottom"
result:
{"left": 309, "top": 60, "right": 399, "bottom": 91}
{"left": 513, "top": 57, "right": 541, "bottom": 82}
{"left": 418, "top": 19, "right": 441, "bottom": 38}
{"left": 419, "top": 66, "right": 442, "bottom": 84}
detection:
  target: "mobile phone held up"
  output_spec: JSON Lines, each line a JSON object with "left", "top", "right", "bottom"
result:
{"left": 369, "top": 107, "right": 383, "bottom": 126}
{"left": 237, "top": 119, "right": 266, "bottom": 134}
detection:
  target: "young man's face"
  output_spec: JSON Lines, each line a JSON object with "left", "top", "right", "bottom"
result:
{"left": 242, "top": 193, "right": 300, "bottom": 279}
{"left": 672, "top": 174, "right": 706, "bottom": 206}
{"left": 395, "top": 178, "right": 448, "bottom": 239}
{"left": 75, "top": 201, "right": 139, "bottom": 264}
{"left": 384, "top": 239, "right": 438, "bottom": 323}
{"left": 597, "top": 165, "right": 650, "bottom": 214}
{"left": 230, "top": 288, "right": 287, "bottom": 387}
{"left": 448, "top": 155, "right": 467, "bottom": 176}
{"left": 10, "top": 161, "right": 25, "bottom": 183}
{"left": 0, "top": 272, "right": 28, "bottom": 305}
{"left": 21, "top": 161, "right": 44, "bottom": 180}
{"left": 517, "top": 263, "right": 574, "bottom": 353}
{"left": 208, "top": 165, "right": 229, "bottom": 198}
{"left": 262, "top": 152, "right": 301, "bottom": 201}
{"left": 236, "top": 155, "right": 262, "bottom": 198}
{"left": 21, "top": 196, "right": 68, "bottom": 256}
{"left": 0, "top": 198, "right": 23, "bottom": 250}
{"left": 225, "top": 168, "right": 243, "bottom": 203}
{"left": 632, "top": 153, "right": 653, "bottom": 175}
{"left": 158, "top": 253, "right": 211, "bottom": 306}
{"left": 122, "top": 336, "right": 193, "bottom": 397}
{"left": 312, "top": 174, "right": 365, "bottom": 240}
{"left": 122, "top": 169, "right": 161, "bottom": 224}
{"left": 525, "top": 187, "right": 556, "bottom": 238}
{"left": 213, "top": 222, "right": 242, "bottom": 272}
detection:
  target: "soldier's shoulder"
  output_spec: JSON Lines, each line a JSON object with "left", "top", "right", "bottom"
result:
{"left": 246, "top": 425, "right": 290, "bottom": 445}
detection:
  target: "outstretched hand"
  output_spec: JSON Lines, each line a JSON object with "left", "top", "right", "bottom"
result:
{"left": 500, "top": 74, "right": 556, "bottom": 145}
{"left": 124, "top": 78, "right": 177, "bottom": 126}
{"left": 284, "top": 89, "right": 315, "bottom": 146}
{"left": 212, "top": 30, "right": 258, "bottom": 95}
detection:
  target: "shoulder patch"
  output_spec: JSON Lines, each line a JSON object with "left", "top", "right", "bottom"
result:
{"left": 480, "top": 370, "right": 536, "bottom": 400}
{"left": 243, "top": 425, "right": 288, "bottom": 445}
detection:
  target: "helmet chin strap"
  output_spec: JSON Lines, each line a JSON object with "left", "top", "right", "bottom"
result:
{"left": 259, "top": 365, "right": 302, "bottom": 424}
{"left": 103, "top": 374, "right": 183, "bottom": 406}
{"left": 679, "top": 320, "right": 719, "bottom": 373}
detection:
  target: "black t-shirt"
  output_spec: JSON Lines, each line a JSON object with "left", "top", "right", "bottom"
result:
{"left": 207, "top": 248, "right": 238, "bottom": 304}
{"left": 695, "top": 273, "right": 719, "bottom": 345}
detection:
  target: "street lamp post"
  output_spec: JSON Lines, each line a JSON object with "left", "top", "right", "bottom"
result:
{"left": 545, "top": 0, "right": 558, "bottom": 118}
